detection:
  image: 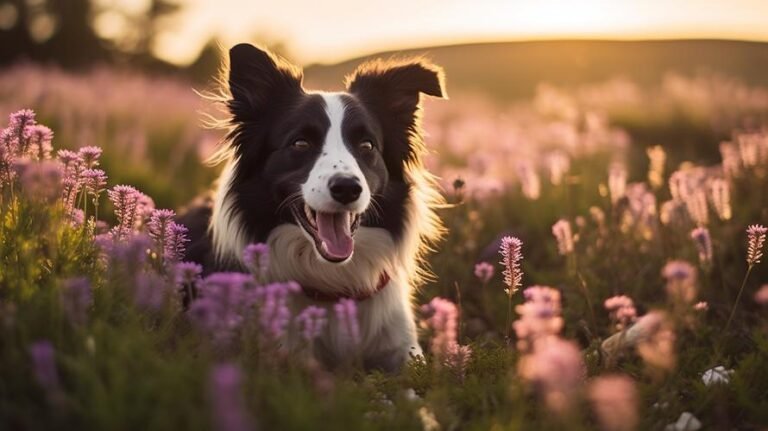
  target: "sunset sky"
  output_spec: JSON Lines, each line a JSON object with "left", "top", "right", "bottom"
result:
{"left": 138, "top": 0, "right": 768, "bottom": 65}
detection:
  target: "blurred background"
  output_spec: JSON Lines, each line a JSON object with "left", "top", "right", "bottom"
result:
{"left": 2, "top": 0, "right": 768, "bottom": 211}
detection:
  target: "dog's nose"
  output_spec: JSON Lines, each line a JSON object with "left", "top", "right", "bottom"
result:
{"left": 329, "top": 175, "right": 362, "bottom": 204}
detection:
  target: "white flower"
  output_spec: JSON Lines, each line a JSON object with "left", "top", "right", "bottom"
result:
{"left": 665, "top": 412, "right": 702, "bottom": 431}
{"left": 701, "top": 366, "right": 734, "bottom": 386}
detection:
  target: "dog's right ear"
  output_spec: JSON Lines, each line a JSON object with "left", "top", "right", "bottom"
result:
{"left": 227, "top": 44, "right": 303, "bottom": 121}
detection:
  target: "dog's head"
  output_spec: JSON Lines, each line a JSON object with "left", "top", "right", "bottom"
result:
{"left": 220, "top": 44, "right": 445, "bottom": 264}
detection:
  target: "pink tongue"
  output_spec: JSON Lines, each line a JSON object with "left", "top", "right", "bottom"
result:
{"left": 315, "top": 212, "right": 354, "bottom": 260}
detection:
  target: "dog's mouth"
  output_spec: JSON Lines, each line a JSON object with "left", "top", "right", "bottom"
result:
{"left": 291, "top": 203, "right": 362, "bottom": 263}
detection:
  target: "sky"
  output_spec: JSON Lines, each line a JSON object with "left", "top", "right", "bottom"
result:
{"left": 133, "top": 0, "right": 768, "bottom": 66}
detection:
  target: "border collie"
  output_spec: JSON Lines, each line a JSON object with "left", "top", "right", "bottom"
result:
{"left": 181, "top": 44, "right": 446, "bottom": 371}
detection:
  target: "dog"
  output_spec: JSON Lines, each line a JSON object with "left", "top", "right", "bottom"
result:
{"left": 180, "top": 43, "right": 446, "bottom": 371}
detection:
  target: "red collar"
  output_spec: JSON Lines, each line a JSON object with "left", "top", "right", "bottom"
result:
{"left": 300, "top": 272, "right": 390, "bottom": 302}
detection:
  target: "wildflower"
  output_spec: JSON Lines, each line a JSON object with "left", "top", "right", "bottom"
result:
{"left": 190, "top": 273, "right": 254, "bottom": 345}
{"left": 746, "top": 224, "right": 767, "bottom": 266}
{"left": 684, "top": 189, "right": 709, "bottom": 226}
{"left": 473, "top": 261, "right": 494, "bottom": 284}
{"left": 26, "top": 125, "right": 54, "bottom": 160}
{"left": 28, "top": 340, "right": 60, "bottom": 393}
{"left": 659, "top": 200, "right": 686, "bottom": 226}
{"left": 517, "top": 337, "right": 585, "bottom": 415}
{"left": 134, "top": 191, "right": 156, "bottom": 228}
{"left": 513, "top": 286, "right": 564, "bottom": 352}
{"left": 134, "top": 271, "right": 167, "bottom": 311}
{"left": 719, "top": 141, "right": 741, "bottom": 178}
{"left": 755, "top": 285, "right": 768, "bottom": 305}
{"left": 57, "top": 149, "right": 81, "bottom": 171}
{"left": 665, "top": 412, "right": 701, "bottom": 431}
{"left": 634, "top": 311, "right": 676, "bottom": 372}
{"left": 174, "top": 261, "right": 203, "bottom": 306}
{"left": 165, "top": 222, "right": 190, "bottom": 263}
{"left": 701, "top": 366, "right": 734, "bottom": 386}
{"left": 209, "top": 364, "right": 255, "bottom": 431}
{"left": 7, "top": 109, "right": 36, "bottom": 153}
{"left": 334, "top": 298, "right": 361, "bottom": 347}
{"left": 19, "top": 161, "right": 63, "bottom": 203}
{"left": 422, "top": 297, "right": 472, "bottom": 377}
{"left": 81, "top": 168, "right": 107, "bottom": 204}
{"left": 254, "top": 282, "right": 299, "bottom": 341}
{"left": 546, "top": 151, "right": 570, "bottom": 186}
{"left": 499, "top": 236, "right": 523, "bottom": 295}
{"left": 516, "top": 159, "right": 541, "bottom": 200}
{"left": 690, "top": 227, "right": 713, "bottom": 267}
{"left": 551, "top": 219, "right": 574, "bottom": 255}
{"left": 108, "top": 185, "right": 141, "bottom": 240}
{"left": 646, "top": 145, "right": 666, "bottom": 189}
{"left": 242, "top": 243, "right": 270, "bottom": 279}
{"left": 608, "top": 163, "right": 627, "bottom": 204}
{"left": 148, "top": 208, "right": 176, "bottom": 242}
{"left": 693, "top": 301, "right": 708, "bottom": 311}
{"left": 708, "top": 178, "right": 731, "bottom": 221}
{"left": 78, "top": 146, "right": 102, "bottom": 168}
{"left": 295, "top": 306, "right": 328, "bottom": 342}
{"left": 588, "top": 375, "right": 638, "bottom": 431}
{"left": 604, "top": 295, "right": 637, "bottom": 331}
{"left": 662, "top": 260, "right": 697, "bottom": 304}
{"left": 60, "top": 277, "right": 92, "bottom": 326}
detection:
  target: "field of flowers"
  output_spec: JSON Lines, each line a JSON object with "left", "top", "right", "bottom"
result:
{"left": 1, "top": 65, "right": 768, "bottom": 430}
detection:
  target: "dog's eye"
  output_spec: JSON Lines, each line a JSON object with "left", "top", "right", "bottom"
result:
{"left": 292, "top": 140, "right": 311, "bottom": 150}
{"left": 359, "top": 141, "right": 374, "bottom": 151}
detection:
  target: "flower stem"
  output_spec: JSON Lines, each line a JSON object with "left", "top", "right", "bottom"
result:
{"left": 724, "top": 265, "right": 753, "bottom": 335}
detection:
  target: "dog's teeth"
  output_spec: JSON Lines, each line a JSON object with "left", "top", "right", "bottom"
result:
{"left": 304, "top": 204, "right": 316, "bottom": 228}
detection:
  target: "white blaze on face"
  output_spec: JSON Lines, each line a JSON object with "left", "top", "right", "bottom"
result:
{"left": 300, "top": 93, "right": 371, "bottom": 261}
{"left": 302, "top": 93, "right": 371, "bottom": 213}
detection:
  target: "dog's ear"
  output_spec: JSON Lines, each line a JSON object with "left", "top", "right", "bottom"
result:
{"left": 227, "top": 43, "right": 303, "bottom": 121}
{"left": 346, "top": 59, "right": 446, "bottom": 114}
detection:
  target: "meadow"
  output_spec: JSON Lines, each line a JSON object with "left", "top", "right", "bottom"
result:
{"left": 1, "top": 62, "right": 768, "bottom": 431}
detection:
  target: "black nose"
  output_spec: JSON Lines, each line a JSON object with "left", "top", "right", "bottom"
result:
{"left": 329, "top": 175, "right": 362, "bottom": 204}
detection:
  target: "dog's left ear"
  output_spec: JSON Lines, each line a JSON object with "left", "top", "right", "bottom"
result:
{"left": 346, "top": 59, "right": 446, "bottom": 115}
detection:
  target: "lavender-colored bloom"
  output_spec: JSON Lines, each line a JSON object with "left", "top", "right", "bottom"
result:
{"left": 7, "top": 109, "right": 36, "bottom": 153}
{"left": 254, "top": 282, "right": 299, "bottom": 341}
{"left": 165, "top": 222, "right": 190, "bottom": 263}
{"left": 662, "top": 260, "right": 698, "bottom": 304}
{"left": 26, "top": 125, "right": 54, "bottom": 160}
{"left": 28, "top": 340, "right": 60, "bottom": 392}
{"left": 474, "top": 262, "right": 494, "bottom": 284}
{"left": 108, "top": 185, "right": 141, "bottom": 240}
{"left": 209, "top": 364, "right": 255, "bottom": 431}
{"left": 174, "top": 261, "right": 203, "bottom": 286}
{"left": 242, "top": 243, "right": 270, "bottom": 278}
{"left": 334, "top": 298, "right": 361, "bottom": 347}
{"left": 147, "top": 209, "right": 177, "bottom": 260}
{"left": 295, "top": 305, "right": 328, "bottom": 342}
{"left": 134, "top": 191, "right": 155, "bottom": 228}
{"left": 746, "top": 224, "right": 767, "bottom": 266}
{"left": 551, "top": 219, "right": 574, "bottom": 255}
{"left": 60, "top": 277, "right": 92, "bottom": 326}
{"left": 78, "top": 146, "right": 102, "bottom": 168}
{"left": 19, "top": 160, "right": 63, "bottom": 203}
{"left": 608, "top": 163, "right": 628, "bottom": 204}
{"left": 81, "top": 168, "right": 107, "bottom": 201}
{"left": 134, "top": 271, "right": 167, "bottom": 311}
{"left": 189, "top": 273, "right": 254, "bottom": 344}
{"left": 499, "top": 236, "right": 523, "bottom": 296}
{"left": 690, "top": 227, "right": 713, "bottom": 267}
{"left": 57, "top": 149, "right": 82, "bottom": 172}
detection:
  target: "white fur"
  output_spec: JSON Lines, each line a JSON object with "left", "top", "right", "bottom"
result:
{"left": 210, "top": 156, "right": 249, "bottom": 264}
{"left": 301, "top": 93, "right": 371, "bottom": 214}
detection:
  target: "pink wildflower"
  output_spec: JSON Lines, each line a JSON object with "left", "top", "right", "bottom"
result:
{"left": 499, "top": 236, "right": 523, "bottom": 295}
{"left": 209, "top": 364, "right": 256, "bottom": 431}
{"left": 513, "top": 286, "right": 564, "bottom": 352}
{"left": 295, "top": 306, "right": 328, "bottom": 342}
{"left": 422, "top": 297, "right": 472, "bottom": 377}
{"left": 474, "top": 261, "right": 494, "bottom": 284}
{"left": 242, "top": 243, "right": 270, "bottom": 279}
{"left": 746, "top": 224, "right": 767, "bottom": 266}
{"left": 334, "top": 298, "right": 361, "bottom": 347}
{"left": 588, "top": 375, "right": 639, "bottom": 431}
{"left": 694, "top": 301, "right": 708, "bottom": 311}
{"left": 708, "top": 178, "right": 732, "bottom": 221}
{"left": 108, "top": 185, "right": 141, "bottom": 240}
{"left": 662, "top": 260, "right": 698, "bottom": 304}
{"left": 551, "top": 219, "right": 574, "bottom": 255}
{"left": 517, "top": 337, "right": 585, "bottom": 415}
{"left": 755, "top": 285, "right": 768, "bottom": 305}
{"left": 78, "top": 146, "right": 102, "bottom": 168}
{"left": 690, "top": 227, "right": 713, "bottom": 267}
{"left": 254, "top": 282, "right": 300, "bottom": 341}
{"left": 604, "top": 295, "right": 637, "bottom": 331}
{"left": 608, "top": 163, "right": 627, "bottom": 204}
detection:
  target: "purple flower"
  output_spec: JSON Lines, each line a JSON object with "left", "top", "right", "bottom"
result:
{"left": 189, "top": 272, "right": 254, "bottom": 345}
{"left": 78, "top": 146, "right": 102, "bottom": 168}
{"left": 334, "top": 299, "right": 361, "bottom": 347}
{"left": 147, "top": 209, "right": 183, "bottom": 262}
{"left": 134, "top": 271, "right": 167, "bottom": 311}
{"left": 28, "top": 340, "right": 60, "bottom": 392}
{"left": 108, "top": 185, "right": 142, "bottom": 240}
{"left": 662, "top": 260, "right": 698, "bottom": 304}
{"left": 19, "top": 161, "right": 63, "bottom": 203}
{"left": 60, "top": 277, "right": 92, "bottom": 326}
{"left": 690, "top": 227, "right": 713, "bottom": 267}
{"left": 7, "top": 109, "right": 36, "bottom": 154}
{"left": 81, "top": 168, "right": 107, "bottom": 202}
{"left": 165, "top": 222, "right": 190, "bottom": 263}
{"left": 242, "top": 243, "right": 269, "bottom": 278}
{"left": 209, "top": 364, "right": 255, "bottom": 431}
{"left": 551, "top": 219, "right": 574, "bottom": 255}
{"left": 499, "top": 236, "right": 523, "bottom": 296}
{"left": 26, "top": 125, "right": 54, "bottom": 160}
{"left": 295, "top": 306, "right": 328, "bottom": 342}
{"left": 174, "top": 261, "right": 203, "bottom": 286}
{"left": 254, "top": 282, "right": 299, "bottom": 341}
{"left": 474, "top": 261, "right": 494, "bottom": 284}
{"left": 57, "top": 149, "right": 82, "bottom": 170}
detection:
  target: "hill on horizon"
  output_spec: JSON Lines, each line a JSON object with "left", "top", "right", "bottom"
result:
{"left": 304, "top": 39, "right": 768, "bottom": 100}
